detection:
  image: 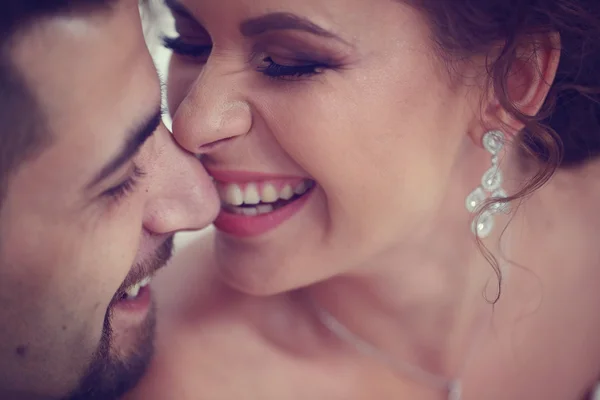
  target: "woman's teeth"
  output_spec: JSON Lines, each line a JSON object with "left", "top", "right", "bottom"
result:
{"left": 124, "top": 276, "right": 151, "bottom": 299}
{"left": 217, "top": 179, "right": 314, "bottom": 215}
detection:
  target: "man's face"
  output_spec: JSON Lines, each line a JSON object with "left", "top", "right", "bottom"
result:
{"left": 0, "top": 1, "right": 219, "bottom": 399}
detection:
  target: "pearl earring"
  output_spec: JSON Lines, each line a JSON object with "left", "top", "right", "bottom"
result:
{"left": 465, "top": 130, "right": 510, "bottom": 238}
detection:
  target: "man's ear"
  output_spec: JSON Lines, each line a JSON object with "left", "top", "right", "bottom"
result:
{"left": 472, "top": 33, "right": 561, "bottom": 144}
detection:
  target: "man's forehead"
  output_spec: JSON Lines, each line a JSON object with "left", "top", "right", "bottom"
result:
{"left": 10, "top": 0, "right": 159, "bottom": 125}
{"left": 4, "top": 0, "right": 161, "bottom": 190}
{"left": 10, "top": 3, "right": 144, "bottom": 90}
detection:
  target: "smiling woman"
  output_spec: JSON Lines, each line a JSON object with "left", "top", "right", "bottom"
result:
{"left": 130, "top": 0, "right": 600, "bottom": 399}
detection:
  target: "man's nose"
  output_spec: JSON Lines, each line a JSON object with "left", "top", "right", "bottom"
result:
{"left": 142, "top": 127, "right": 219, "bottom": 235}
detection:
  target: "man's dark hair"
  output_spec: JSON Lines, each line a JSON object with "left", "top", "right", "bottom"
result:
{"left": 0, "top": 0, "right": 118, "bottom": 202}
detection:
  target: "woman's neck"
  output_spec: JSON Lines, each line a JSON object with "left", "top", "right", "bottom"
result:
{"left": 301, "top": 146, "right": 526, "bottom": 387}
{"left": 302, "top": 156, "right": 600, "bottom": 392}
{"left": 305, "top": 203, "right": 508, "bottom": 384}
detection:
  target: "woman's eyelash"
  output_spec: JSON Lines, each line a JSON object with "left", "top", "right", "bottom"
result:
{"left": 102, "top": 165, "right": 146, "bottom": 203}
{"left": 161, "top": 35, "right": 212, "bottom": 59}
{"left": 162, "top": 35, "right": 329, "bottom": 79}
{"left": 257, "top": 57, "right": 327, "bottom": 79}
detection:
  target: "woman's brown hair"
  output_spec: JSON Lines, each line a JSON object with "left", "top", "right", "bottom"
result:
{"left": 411, "top": 0, "right": 600, "bottom": 167}
{"left": 409, "top": 0, "right": 600, "bottom": 298}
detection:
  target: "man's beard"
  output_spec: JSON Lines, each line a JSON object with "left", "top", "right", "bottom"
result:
{"left": 63, "top": 238, "right": 173, "bottom": 400}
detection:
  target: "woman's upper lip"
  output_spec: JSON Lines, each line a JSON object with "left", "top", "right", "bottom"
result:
{"left": 206, "top": 168, "right": 311, "bottom": 183}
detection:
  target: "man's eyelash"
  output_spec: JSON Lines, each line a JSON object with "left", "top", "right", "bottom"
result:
{"left": 102, "top": 165, "right": 146, "bottom": 203}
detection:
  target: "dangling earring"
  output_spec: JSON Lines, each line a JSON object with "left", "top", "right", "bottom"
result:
{"left": 465, "top": 130, "right": 510, "bottom": 238}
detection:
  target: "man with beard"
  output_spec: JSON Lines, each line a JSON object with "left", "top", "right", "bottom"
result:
{"left": 0, "top": 0, "right": 220, "bottom": 399}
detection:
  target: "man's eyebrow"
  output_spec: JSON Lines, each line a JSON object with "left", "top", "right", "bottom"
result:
{"left": 164, "top": 0, "right": 195, "bottom": 21}
{"left": 240, "top": 12, "right": 348, "bottom": 44}
{"left": 88, "top": 107, "right": 162, "bottom": 188}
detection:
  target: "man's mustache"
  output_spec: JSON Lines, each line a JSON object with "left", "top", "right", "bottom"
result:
{"left": 110, "top": 237, "right": 173, "bottom": 305}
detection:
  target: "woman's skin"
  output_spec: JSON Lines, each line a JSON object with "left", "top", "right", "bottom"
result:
{"left": 128, "top": 0, "right": 600, "bottom": 398}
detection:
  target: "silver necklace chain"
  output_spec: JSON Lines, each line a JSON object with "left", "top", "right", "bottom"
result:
{"left": 313, "top": 303, "right": 462, "bottom": 400}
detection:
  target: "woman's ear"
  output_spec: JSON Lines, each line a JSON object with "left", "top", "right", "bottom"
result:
{"left": 486, "top": 32, "right": 561, "bottom": 135}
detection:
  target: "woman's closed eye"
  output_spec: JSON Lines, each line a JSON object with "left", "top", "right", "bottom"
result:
{"left": 162, "top": 35, "right": 212, "bottom": 61}
{"left": 256, "top": 56, "right": 328, "bottom": 80}
{"left": 162, "top": 35, "right": 330, "bottom": 80}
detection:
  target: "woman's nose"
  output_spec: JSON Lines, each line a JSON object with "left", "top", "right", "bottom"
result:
{"left": 171, "top": 65, "right": 252, "bottom": 154}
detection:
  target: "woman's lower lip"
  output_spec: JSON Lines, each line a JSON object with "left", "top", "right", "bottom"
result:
{"left": 214, "top": 189, "right": 314, "bottom": 237}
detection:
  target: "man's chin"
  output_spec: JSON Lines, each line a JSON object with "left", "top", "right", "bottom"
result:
{"left": 63, "top": 301, "right": 157, "bottom": 400}
{"left": 63, "top": 237, "right": 172, "bottom": 400}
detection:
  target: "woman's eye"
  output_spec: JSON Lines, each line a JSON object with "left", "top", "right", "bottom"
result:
{"left": 163, "top": 36, "right": 330, "bottom": 80}
{"left": 162, "top": 35, "right": 212, "bottom": 61}
{"left": 257, "top": 56, "right": 328, "bottom": 80}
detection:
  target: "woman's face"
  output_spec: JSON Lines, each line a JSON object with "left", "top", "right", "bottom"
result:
{"left": 166, "top": 0, "right": 487, "bottom": 294}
